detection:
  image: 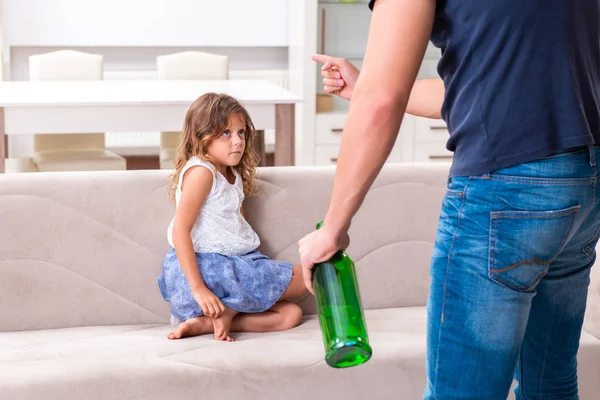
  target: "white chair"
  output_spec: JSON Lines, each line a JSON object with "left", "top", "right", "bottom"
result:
{"left": 156, "top": 51, "right": 228, "bottom": 169}
{"left": 156, "top": 51, "right": 266, "bottom": 169}
{"left": 28, "top": 50, "right": 126, "bottom": 172}
{"left": 5, "top": 158, "right": 39, "bottom": 173}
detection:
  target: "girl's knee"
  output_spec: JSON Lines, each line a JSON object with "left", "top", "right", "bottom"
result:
{"left": 278, "top": 302, "right": 303, "bottom": 330}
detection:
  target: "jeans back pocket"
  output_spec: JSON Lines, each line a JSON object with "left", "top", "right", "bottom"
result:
{"left": 489, "top": 205, "right": 581, "bottom": 292}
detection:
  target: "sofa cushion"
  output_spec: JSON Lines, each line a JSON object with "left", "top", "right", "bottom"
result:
{"left": 0, "top": 308, "right": 426, "bottom": 399}
{"left": 1, "top": 307, "right": 599, "bottom": 400}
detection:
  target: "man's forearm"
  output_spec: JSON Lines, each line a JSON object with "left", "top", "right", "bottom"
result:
{"left": 406, "top": 78, "right": 444, "bottom": 119}
{"left": 324, "top": 92, "right": 407, "bottom": 233}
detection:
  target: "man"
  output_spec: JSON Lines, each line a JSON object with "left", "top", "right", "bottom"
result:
{"left": 298, "top": 0, "right": 600, "bottom": 398}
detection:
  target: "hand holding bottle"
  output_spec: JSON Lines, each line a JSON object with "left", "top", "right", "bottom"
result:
{"left": 298, "top": 222, "right": 350, "bottom": 294}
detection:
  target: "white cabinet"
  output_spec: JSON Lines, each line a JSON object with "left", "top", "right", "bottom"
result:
{"left": 315, "top": 113, "right": 346, "bottom": 145}
{"left": 315, "top": 145, "right": 342, "bottom": 166}
{"left": 312, "top": 112, "right": 449, "bottom": 166}
{"left": 413, "top": 142, "right": 454, "bottom": 162}
{"left": 305, "top": 1, "right": 451, "bottom": 166}
{"left": 412, "top": 116, "right": 452, "bottom": 162}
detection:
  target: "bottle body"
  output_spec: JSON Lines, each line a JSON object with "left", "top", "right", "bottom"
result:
{"left": 312, "top": 250, "right": 372, "bottom": 368}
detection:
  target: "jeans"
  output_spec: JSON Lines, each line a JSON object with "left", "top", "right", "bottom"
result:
{"left": 424, "top": 146, "right": 600, "bottom": 400}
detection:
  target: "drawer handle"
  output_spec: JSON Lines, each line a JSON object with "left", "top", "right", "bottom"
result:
{"left": 430, "top": 126, "right": 448, "bottom": 131}
{"left": 331, "top": 157, "right": 338, "bottom": 162}
{"left": 331, "top": 128, "right": 344, "bottom": 133}
{"left": 429, "top": 155, "right": 453, "bottom": 160}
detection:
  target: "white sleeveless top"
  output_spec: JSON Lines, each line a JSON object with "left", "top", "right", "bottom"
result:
{"left": 167, "top": 157, "right": 260, "bottom": 256}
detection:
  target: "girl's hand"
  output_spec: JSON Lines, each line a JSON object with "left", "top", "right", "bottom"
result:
{"left": 192, "top": 287, "right": 225, "bottom": 318}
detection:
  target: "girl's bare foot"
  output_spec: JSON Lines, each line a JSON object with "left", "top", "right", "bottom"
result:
{"left": 211, "top": 307, "right": 239, "bottom": 342}
{"left": 168, "top": 316, "right": 213, "bottom": 340}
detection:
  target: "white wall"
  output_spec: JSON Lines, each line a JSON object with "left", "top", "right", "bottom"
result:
{"left": 3, "top": 0, "right": 288, "bottom": 48}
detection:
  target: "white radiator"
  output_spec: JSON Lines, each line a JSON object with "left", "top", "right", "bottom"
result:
{"left": 103, "top": 70, "right": 288, "bottom": 149}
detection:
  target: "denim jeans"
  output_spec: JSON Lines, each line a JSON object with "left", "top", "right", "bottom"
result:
{"left": 424, "top": 146, "right": 600, "bottom": 400}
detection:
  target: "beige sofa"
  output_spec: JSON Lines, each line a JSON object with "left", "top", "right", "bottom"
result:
{"left": 1, "top": 164, "right": 599, "bottom": 399}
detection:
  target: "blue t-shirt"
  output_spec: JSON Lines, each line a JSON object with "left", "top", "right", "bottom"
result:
{"left": 369, "top": 0, "right": 600, "bottom": 176}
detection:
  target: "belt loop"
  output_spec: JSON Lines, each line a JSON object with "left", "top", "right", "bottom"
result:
{"left": 589, "top": 145, "right": 597, "bottom": 167}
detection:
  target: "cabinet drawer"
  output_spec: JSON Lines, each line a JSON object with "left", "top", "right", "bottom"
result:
{"left": 414, "top": 142, "right": 454, "bottom": 162}
{"left": 315, "top": 144, "right": 404, "bottom": 166}
{"left": 316, "top": 113, "right": 347, "bottom": 145}
{"left": 414, "top": 117, "right": 449, "bottom": 143}
{"left": 315, "top": 145, "right": 341, "bottom": 166}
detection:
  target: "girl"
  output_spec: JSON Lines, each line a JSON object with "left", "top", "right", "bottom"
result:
{"left": 158, "top": 93, "right": 306, "bottom": 342}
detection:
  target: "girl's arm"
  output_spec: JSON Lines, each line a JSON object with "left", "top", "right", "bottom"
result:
{"left": 172, "top": 166, "right": 225, "bottom": 318}
{"left": 299, "top": 0, "right": 436, "bottom": 291}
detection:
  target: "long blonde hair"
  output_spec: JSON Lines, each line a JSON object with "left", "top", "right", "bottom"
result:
{"left": 168, "top": 93, "right": 259, "bottom": 202}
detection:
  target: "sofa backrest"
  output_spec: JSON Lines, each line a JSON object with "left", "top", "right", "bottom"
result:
{"left": 0, "top": 164, "right": 449, "bottom": 331}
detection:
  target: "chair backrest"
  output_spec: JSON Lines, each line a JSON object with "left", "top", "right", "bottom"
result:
{"left": 156, "top": 51, "right": 230, "bottom": 154}
{"left": 29, "top": 50, "right": 103, "bottom": 81}
{"left": 156, "top": 51, "right": 229, "bottom": 80}
{"left": 28, "top": 50, "right": 105, "bottom": 152}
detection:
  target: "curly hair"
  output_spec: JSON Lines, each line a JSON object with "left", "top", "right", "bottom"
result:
{"left": 167, "top": 93, "right": 260, "bottom": 202}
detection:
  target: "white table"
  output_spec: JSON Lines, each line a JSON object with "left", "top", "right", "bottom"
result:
{"left": 0, "top": 79, "right": 301, "bottom": 173}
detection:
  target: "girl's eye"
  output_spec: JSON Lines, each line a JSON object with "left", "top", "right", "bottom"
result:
{"left": 238, "top": 130, "right": 246, "bottom": 138}
{"left": 222, "top": 130, "right": 231, "bottom": 137}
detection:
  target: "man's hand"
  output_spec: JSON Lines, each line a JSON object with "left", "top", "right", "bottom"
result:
{"left": 192, "top": 287, "right": 225, "bottom": 318}
{"left": 312, "top": 54, "right": 360, "bottom": 101}
{"left": 298, "top": 224, "right": 350, "bottom": 294}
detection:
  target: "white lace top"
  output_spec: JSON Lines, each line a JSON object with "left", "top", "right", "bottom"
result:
{"left": 167, "top": 157, "right": 260, "bottom": 256}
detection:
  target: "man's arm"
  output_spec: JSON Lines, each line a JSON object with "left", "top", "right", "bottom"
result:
{"left": 324, "top": 0, "right": 436, "bottom": 234}
{"left": 313, "top": 57, "right": 444, "bottom": 119}
{"left": 299, "top": 0, "right": 438, "bottom": 291}
{"left": 408, "top": 78, "right": 444, "bottom": 119}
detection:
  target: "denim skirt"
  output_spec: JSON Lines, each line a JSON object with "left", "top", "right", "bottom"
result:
{"left": 157, "top": 248, "right": 294, "bottom": 321}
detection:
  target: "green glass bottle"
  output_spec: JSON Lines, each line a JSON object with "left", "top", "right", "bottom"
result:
{"left": 312, "top": 222, "right": 372, "bottom": 368}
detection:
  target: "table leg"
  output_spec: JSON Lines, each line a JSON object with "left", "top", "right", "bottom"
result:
{"left": 275, "top": 104, "right": 295, "bottom": 166}
{"left": 254, "top": 129, "right": 267, "bottom": 167}
{"left": 0, "top": 108, "right": 5, "bottom": 173}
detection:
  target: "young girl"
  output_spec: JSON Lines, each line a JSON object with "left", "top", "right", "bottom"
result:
{"left": 157, "top": 93, "right": 307, "bottom": 342}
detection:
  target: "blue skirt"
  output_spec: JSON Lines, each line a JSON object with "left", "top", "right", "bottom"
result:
{"left": 157, "top": 248, "right": 294, "bottom": 321}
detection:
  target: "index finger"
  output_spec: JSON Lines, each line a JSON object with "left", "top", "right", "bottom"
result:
{"left": 311, "top": 54, "right": 334, "bottom": 71}
{"left": 311, "top": 53, "right": 330, "bottom": 64}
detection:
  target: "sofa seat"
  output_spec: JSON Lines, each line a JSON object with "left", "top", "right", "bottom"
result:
{"left": 0, "top": 308, "right": 425, "bottom": 399}
{"left": 2, "top": 307, "right": 599, "bottom": 400}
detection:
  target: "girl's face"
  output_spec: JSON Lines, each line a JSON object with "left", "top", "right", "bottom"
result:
{"left": 206, "top": 113, "right": 247, "bottom": 173}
